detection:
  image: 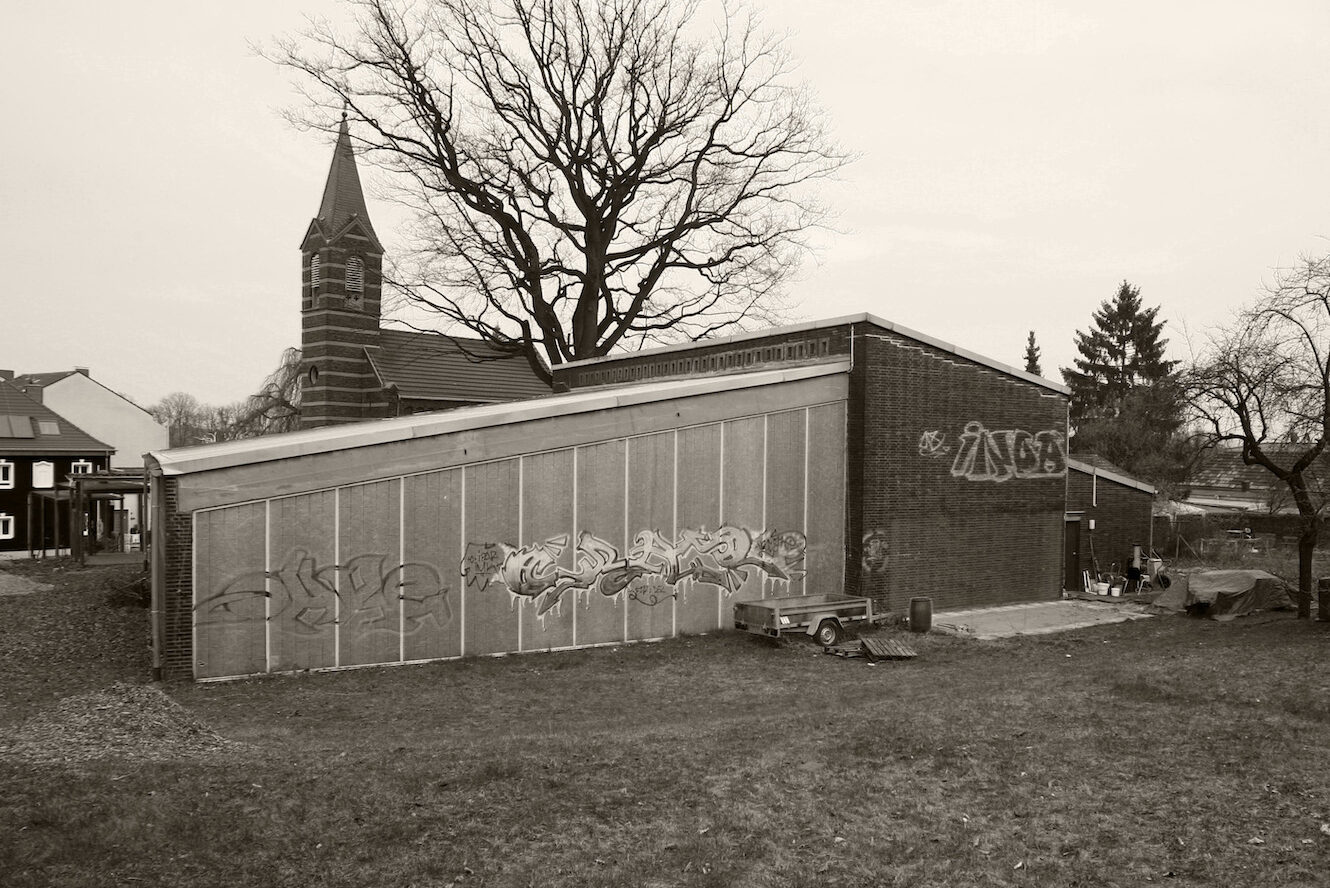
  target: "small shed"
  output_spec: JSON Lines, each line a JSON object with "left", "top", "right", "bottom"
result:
{"left": 1065, "top": 456, "right": 1157, "bottom": 590}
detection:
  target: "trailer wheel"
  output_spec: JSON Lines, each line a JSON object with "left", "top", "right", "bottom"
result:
{"left": 815, "top": 619, "right": 843, "bottom": 647}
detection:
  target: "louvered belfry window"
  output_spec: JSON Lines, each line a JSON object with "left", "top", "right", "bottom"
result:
{"left": 310, "top": 254, "right": 321, "bottom": 290}
{"left": 346, "top": 256, "right": 364, "bottom": 294}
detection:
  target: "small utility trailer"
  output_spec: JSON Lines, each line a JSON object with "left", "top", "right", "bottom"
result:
{"left": 733, "top": 594, "right": 874, "bottom": 646}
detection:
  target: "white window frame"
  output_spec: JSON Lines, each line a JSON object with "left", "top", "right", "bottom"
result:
{"left": 71, "top": 460, "right": 94, "bottom": 475}
{"left": 0, "top": 459, "right": 12, "bottom": 490}
{"left": 32, "top": 460, "right": 54, "bottom": 489}
{"left": 0, "top": 513, "right": 13, "bottom": 540}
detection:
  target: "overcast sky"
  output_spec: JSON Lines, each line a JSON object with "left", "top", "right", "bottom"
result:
{"left": 3, "top": 1, "right": 1328, "bottom": 408}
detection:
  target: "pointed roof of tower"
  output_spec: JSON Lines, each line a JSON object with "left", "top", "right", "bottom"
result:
{"left": 314, "top": 113, "right": 378, "bottom": 242}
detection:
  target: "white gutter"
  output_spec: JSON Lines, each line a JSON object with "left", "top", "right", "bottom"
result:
{"left": 1066, "top": 458, "right": 1158, "bottom": 496}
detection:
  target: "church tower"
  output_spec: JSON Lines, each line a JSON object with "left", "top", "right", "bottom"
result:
{"left": 299, "top": 114, "right": 388, "bottom": 428}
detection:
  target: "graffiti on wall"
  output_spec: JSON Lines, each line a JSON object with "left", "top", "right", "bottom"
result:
{"left": 195, "top": 549, "right": 452, "bottom": 634}
{"left": 462, "top": 525, "right": 808, "bottom": 616}
{"left": 862, "top": 530, "right": 889, "bottom": 573}
{"left": 951, "top": 422, "right": 1065, "bottom": 482}
{"left": 918, "top": 430, "right": 949, "bottom": 459}
{"left": 917, "top": 422, "right": 1066, "bottom": 483}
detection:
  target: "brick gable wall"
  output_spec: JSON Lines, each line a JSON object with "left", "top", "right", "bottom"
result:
{"left": 1067, "top": 469, "right": 1154, "bottom": 580}
{"left": 851, "top": 326, "right": 1068, "bottom": 614}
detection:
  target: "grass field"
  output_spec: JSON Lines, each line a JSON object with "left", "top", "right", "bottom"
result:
{"left": 2, "top": 558, "right": 1329, "bottom": 887}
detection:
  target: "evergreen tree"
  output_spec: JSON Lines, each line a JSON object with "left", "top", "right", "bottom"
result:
{"left": 1061, "top": 281, "right": 1176, "bottom": 422}
{"left": 1023, "top": 331, "right": 1042, "bottom": 375}
{"left": 1060, "top": 281, "right": 1191, "bottom": 490}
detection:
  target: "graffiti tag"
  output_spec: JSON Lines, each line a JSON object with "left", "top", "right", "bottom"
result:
{"left": 949, "top": 421, "right": 1066, "bottom": 483}
{"left": 467, "top": 525, "right": 808, "bottom": 617}
{"left": 918, "top": 430, "right": 949, "bottom": 459}
{"left": 196, "top": 549, "right": 451, "bottom": 635}
{"left": 862, "top": 530, "right": 889, "bottom": 574}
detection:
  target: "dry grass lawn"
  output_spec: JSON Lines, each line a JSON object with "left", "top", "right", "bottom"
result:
{"left": 1, "top": 556, "right": 1329, "bottom": 887}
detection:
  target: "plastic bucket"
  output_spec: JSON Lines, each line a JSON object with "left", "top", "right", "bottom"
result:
{"left": 909, "top": 596, "right": 933, "bottom": 633}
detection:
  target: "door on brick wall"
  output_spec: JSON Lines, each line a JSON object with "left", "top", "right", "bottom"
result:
{"left": 1063, "top": 518, "right": 1082, "bottom": 592}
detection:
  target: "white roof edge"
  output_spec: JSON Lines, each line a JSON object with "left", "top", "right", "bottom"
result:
{"left": 1067, "top": 458, "right": 1158, "bottom": 495}
{"left": 556, "top": 312, "right": 1070, "bottom": 396}
{"left": 149, "top": 361, "right": 850, "bottom": 477}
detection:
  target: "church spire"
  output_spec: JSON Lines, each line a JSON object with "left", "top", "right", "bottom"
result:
{"left": 315, "top": 112, "right": 377, "bottom": 240}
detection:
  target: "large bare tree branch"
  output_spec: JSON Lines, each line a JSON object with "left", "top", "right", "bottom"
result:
{"left": 266, "top": 0, "right": 848, "bottom": 380}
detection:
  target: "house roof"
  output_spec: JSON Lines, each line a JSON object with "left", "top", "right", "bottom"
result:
{"left": 17, "top": 370, "right": 78, "bottom": 387}
{"left": 367, "top": 329, "right": 553, "bottom": 404}
{"left": 557, "top": 312, "right": 1070, "bottom": 396}
{"left": 0, "top": 379, "right": 113, "bottom": 455}
{"left": 315, "top": 114, "right": 378, "bottom": 244}
{"left": 1066, "top": 455, "right": 1157, "bottom": 495}
{"left": 150, "top": 360, "right": 849, "bottom": 477}
{"left": 1189, "top": 445, "right": 1329, "bottom": 491}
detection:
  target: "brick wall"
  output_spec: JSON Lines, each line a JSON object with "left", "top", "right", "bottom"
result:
{"left": 1067, "top": 468, "right": 1154, "bottom": 579}
{"left": 158, "top": 477, "right": 195, "bottom": 680}
{"left": 555, "top": 327, "right": 851, "bottom": 389}
{"left": 852, "top": 324, "right": 1068, "bottom": 614}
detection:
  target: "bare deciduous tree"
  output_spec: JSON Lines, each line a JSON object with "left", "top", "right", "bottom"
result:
{"left": 234, "top": 347, "right": 303, "bottom": 438}
{"left": 1188, "top": 253, "right": 1330, "bottom": 618}
{"left": 269, "top": 0, "right": 847, "bottom": 381}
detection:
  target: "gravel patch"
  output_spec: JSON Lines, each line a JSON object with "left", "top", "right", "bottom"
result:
{"left": 0, "top": 571, "right": 50, "bottom": 597}
{"left": 0, "top": 682, "right": 245, "bottom": 764}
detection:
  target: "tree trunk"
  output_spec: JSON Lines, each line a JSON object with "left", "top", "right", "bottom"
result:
{"left": 1295, "top": 526, "right": 1316, "bottom": 620}
{"left": 1318, "top": 576, "right": 1330, "bottom": 623}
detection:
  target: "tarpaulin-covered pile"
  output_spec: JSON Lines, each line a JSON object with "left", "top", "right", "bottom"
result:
{"left": 1148, "top": 569, "right": 1294, "bottom": 621}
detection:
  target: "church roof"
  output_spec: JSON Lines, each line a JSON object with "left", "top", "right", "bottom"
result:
{"left": 314, "top": 114, "right": 378, "bottom": 243}
{"left": 367, "top": 329, "right": 553, "bottom": 405}
{"left": 0, "top": 379, "right": 114, "bottom": 455}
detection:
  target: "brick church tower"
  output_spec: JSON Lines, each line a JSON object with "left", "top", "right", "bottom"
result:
{"left": 299, "top": 114, "right": 388, "bottom": 428}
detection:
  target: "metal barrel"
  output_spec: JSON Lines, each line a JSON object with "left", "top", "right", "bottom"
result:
{"left": 909, "top": 596, "right": 933, "bottom": 633}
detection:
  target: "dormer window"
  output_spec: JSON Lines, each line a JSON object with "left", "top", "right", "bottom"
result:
{"left": 346, "top": 257, "right": 364, "bottom": 300}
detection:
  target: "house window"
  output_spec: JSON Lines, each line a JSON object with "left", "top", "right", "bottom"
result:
{"left": 346, "top": 256, "right": 364, "bottom": 294}
{"left": 32, "top": 461, "right": 54, "bottom": 489}
{"left": 0, "top": 513, "right": 13, "bottom": 540}
{"left": 72, "top": 460, "right": 94, "bottom": 474}
{"left": 0, "top": 459, "right": 12, "bottom": 490}
{"left": 37, "top": 420, "right": 59, "bottom": 435}
{"left": 310, "top": 255, "right": 321, "bottom": 290}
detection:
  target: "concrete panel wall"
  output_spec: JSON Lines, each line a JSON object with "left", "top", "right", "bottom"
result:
{"left": 187, "top": 401, "right": 845, "bottom": 679}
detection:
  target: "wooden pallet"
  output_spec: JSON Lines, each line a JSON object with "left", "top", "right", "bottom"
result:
{"left": 861, "top": 637, "right": 917, "bottom": 661}
{"left": 823, "top": 642, "right": 865, "bottom": 659}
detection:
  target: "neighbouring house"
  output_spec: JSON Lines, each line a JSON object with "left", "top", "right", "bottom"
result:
{"left": 298, "top": 114, "right": 551, "bottom": 428}
{"left": 1065, "top": 455, "right": 1157, "bottom": 588}
{"left": 1184, "top": 444, "right": 1330, "bottom": 514}
{"left": 12, "top": 367, "right": 166, "bottom": 549}
{"left": 0, "top": 374, "right": 114, "bottom": 554}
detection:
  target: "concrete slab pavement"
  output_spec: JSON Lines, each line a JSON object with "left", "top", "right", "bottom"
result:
{"left": 931, "top": 598, "right": 1155, "bottom": 641}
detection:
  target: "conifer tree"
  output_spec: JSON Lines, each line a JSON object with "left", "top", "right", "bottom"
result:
{"left": 1023, "top": 331, "right": 1042, "bottom": 376}
{"left": 1060, "top": 281, "right": 1191, "bottom": 490}
{"left": 1062, "top": 281, "right": 1176, "bottom": 422}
